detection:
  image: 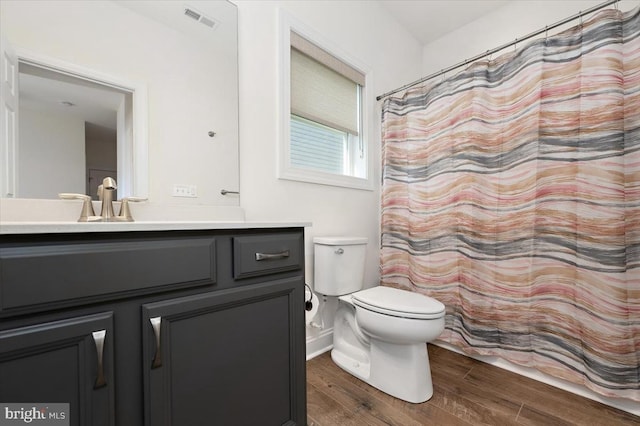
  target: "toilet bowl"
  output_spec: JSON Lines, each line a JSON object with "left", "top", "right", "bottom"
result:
{"left": 313, "top": 237, "right": 446, "bottom": 403}
{"left": 353, "top": 286, "right": 445, "bottom": 344}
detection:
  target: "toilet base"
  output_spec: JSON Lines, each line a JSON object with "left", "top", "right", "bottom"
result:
{"left": 332, "top": 339, "right": 434, "bottom": 404}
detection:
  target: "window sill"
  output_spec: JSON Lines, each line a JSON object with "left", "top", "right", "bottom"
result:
{"left": 278, "top": 167, "right": 373, "bottom": 191}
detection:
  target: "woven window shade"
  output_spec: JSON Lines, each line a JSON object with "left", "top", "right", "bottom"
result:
{"left": 290, "top": 32, "right": 364, "bottom": 136}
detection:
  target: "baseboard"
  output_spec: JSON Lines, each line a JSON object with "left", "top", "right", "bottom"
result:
{"left": 305, "top": 326, "right": 333, "bottom": 360}
{"left": 433, "top": 341, "right": 640, "bottom": 416}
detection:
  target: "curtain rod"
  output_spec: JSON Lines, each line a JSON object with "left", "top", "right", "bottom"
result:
{"left": 376, "top": 0, "right": 619, "bottom": 101}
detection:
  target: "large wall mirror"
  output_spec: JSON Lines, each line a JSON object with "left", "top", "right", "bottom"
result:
{"left": 0, "top": 0, "right": 239, "bottom": 205}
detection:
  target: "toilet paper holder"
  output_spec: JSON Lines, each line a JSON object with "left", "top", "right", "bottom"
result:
{"left": 304, "top": 283, "right": 313, "bottom": 311}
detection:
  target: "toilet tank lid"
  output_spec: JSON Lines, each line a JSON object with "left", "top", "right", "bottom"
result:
{"left": 313, "top": 236, "right": 368, "bottom": 246}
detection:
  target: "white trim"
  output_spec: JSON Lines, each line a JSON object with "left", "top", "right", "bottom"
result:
{"left": 116, "top": 98, "right": 127, "bottom": 197}
{"left": 305, "top": 326, "right": 333, "bottom": 361}
{"left": 281, "top": 166, "right": 372, "bottom": 191}
{"left": 278, "top": 9, "right": 374, "bottom": 191}
{"left": 14, "top": 48, "right": 148, "bottom": 199}
{"left": 132, "top": 84, "right": 148, "bottom": 199}
{"left": 0, "top": 34, "right": 18, "bottom": 198}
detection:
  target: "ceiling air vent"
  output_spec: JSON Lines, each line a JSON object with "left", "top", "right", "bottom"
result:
{"left": 184, "top": 8, "right": 201, "bottom": 21}
{"left": 184, "top": 7, "right": 218, "bottom": 30}
{"left": 199, "top": 16, "right": 216, "bottom": 29}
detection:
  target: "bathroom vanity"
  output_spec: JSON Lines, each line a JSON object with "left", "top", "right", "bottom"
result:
{"left": 0, "top": 222, "right": 307, "bottom": 425}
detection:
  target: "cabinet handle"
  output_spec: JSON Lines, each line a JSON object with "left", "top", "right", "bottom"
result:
{"left": 92, "top": 330, "right": 107, "bottom": 389}
{"left": 255, "top": 250, "right": 290, "bottom": 261}
{"left": 150, "top": 317, "right": 162, "bottom": 369}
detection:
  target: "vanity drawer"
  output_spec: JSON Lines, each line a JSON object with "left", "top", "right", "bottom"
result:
{"left": 0, "top": 236, "right": 216, "bottom": 312}
{"left": 233, "top": 233, "right": 303, "bottom": 279}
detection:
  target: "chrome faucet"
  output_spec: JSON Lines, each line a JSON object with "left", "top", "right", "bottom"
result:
{"left": 97, "top": 177, "right": 118, "bottom": 221}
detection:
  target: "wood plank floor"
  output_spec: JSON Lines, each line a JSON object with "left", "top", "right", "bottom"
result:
{"left": 306, "top": 345, "right": 640, "bottom": 425}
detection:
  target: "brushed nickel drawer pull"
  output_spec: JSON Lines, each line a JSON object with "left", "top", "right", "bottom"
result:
{"left": 255, "top": 250, "right": 290, "bottom": 261}
{"left": 150, "top": 316, "right": 162, "bottom": 369}
{"left": 92, "top": 330, "right": 107, "bottom": 389}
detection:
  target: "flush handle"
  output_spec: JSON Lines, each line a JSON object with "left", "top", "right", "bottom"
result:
{"left": 335, "top": 248, "right": 344, "bottom": 255}
{"left": 150, "top": 316, "right": 162, "bottom": 369}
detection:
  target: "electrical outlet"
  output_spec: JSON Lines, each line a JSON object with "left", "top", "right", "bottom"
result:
{"left": 172, "top": 184, "right": 198, "bottom": 198}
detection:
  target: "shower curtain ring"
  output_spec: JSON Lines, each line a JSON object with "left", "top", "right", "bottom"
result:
{"left": 545, "top": 26, "right": 548, "bottom": 42}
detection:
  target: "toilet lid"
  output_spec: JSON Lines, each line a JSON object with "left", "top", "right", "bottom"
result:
{"left": 313, "top": 236, "right": 368, "bottom": 246}
{"left": 352, "top": 286, "right": 445, "bottom": 319}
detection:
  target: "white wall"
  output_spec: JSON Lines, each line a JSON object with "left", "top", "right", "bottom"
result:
{"left": 19, "top": 107, "right": 85, "bottom": 198}
{"left": 421, "top": 0, "right": 637, "bottom": 76}
{"left": 235, "top": 1, "right": 424, "bottom": 291}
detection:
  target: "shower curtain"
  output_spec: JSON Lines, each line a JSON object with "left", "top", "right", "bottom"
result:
{"left": 380, "top": 6, "right": 639, "bottom": 401}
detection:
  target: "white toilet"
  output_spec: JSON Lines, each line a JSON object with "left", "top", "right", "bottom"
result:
{"left": 314, "top": 236, "right": 445, "bottom": 403}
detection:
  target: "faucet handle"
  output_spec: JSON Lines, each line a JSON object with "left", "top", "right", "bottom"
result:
{"left": 58, "top": 193, "right": 100, "bottom": 222}
{"left": 117, "top": 197, "right": 148, "bottom": 222}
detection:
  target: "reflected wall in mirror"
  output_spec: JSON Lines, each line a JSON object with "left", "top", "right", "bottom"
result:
{"left": 6, "top": 57, "right": 140, "bottom": 200}
{"left": 0, "top": 0, "right": 239, "bottom": 205}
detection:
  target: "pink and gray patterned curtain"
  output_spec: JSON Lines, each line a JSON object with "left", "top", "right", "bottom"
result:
{"left": 381, "top": 6, "right": 639, "bottom": 401}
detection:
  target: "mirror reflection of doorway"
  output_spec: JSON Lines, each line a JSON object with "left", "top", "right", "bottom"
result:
{"left": 0, "top": 44, "right": 131, "bottom": 199}
{"left": 85, "top": 122, "right": 117, "bottom": 199}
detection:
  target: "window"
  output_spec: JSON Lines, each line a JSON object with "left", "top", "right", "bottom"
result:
{"left": 290, "top": 115, "right": 347, "bottom": 174}
{"left": 279, "top": 20, "right": 371, "bottom": 190}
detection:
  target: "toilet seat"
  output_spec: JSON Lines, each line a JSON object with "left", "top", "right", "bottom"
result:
{"left": 352, "top": 286, "right": 445, "bottom": 320}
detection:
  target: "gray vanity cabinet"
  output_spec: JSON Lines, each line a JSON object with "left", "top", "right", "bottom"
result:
{"left": 0, "top": 228, "right": 306, "bottom": 426}
{"left": 142, "top": 277, "right": 302, "bottom": 426}
{"left": 0, "top": 312, "right": 115, "bottom": 426}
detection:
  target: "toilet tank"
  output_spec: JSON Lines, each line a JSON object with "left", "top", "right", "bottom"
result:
{"left": 313, "top": 237, "right": 368, "bottom": 296}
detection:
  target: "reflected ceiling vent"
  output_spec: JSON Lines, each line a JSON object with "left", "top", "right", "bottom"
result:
{"left": 184, "top": 6, "right": 218, "bottom": 30}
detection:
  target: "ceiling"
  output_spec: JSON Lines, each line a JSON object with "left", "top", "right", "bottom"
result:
{"left": 379, "top": 0, "right": 509, "bottom": 45}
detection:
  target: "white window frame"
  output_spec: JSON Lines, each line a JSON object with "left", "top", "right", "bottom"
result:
{"left": 278, "top": 10, "right": 373, "bottom": 191}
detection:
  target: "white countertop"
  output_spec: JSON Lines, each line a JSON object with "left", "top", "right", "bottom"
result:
{"left": 0, "top": 220, "right": 311, "bottom": 234}
{"left": 0, "top": 199, "right": 310, "bottom": 234}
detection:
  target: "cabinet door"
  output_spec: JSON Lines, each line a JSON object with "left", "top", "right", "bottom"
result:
{"left": 142, "top": 278, "right": 305, "bottom": 426}
{"left": 0, "top": 312, "right": 115, "bottom": 426}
